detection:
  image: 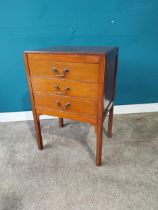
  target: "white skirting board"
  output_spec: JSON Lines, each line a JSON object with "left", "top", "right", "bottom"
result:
{"left": 0, "top": 103, "right": 158, "bottom": 123}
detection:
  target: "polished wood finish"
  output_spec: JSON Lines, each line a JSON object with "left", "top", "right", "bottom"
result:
{"left": 107, "top": 105, "right": 114, "bottom": 138}
{"left": 29, "top": 59, "right": 99, "bottom": 83}
{"left": 96, "top": 55, "right": 105, "bottom": 166}
{"left": 59, "top": 118, "right": 63, "bottom": 128}
{"left": 33, "top": 93, "right": 97, "bottom": 116}
{"left": 31, "top": 77, "right": 98, "bottom": 100}
{"left": 28, "top": 53, "right": 101, "bottom": 64}
{"left": 26, "top": 46, "right": 117, "bottom": 55}
{"left": 36, "top": 106, "right": 96, "bottom": 125}
{"left": 24, "top": 54, "right": 43, "bottom": 150}
{"left": 24, "top": 47, "right": 119, "bottom": 166}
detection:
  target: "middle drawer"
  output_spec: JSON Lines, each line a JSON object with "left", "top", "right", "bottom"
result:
{"left": 31, "top": 77, "right": 98, "bottom": 101}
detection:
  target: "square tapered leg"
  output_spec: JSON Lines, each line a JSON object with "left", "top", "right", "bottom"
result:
{"left": 59, "top": 118, "right": 63, "bottom": 128}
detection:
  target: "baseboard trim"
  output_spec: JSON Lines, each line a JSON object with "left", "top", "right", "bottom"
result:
{"left": 0, "top": 103, "right": 158, "bottom": 122}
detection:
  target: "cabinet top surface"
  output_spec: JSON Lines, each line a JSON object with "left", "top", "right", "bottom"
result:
{"left": 25, "top": 46, "right": 118, "bottom": 55}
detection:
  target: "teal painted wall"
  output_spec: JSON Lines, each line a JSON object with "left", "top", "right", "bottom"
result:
{"left": 0, "top": 0, "right": 158, "bottom": 112}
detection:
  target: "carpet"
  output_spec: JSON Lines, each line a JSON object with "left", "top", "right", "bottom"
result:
{"left": 0, "top": 113, "right": 158, "bottom": 210}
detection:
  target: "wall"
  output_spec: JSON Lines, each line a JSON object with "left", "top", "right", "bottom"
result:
{"left": 0, "top": 0, "right": 158, "bottom": 112}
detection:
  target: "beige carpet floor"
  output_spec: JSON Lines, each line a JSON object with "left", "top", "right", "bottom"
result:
{"left": 0, "top": 113, "right": 158, "bottom": 210}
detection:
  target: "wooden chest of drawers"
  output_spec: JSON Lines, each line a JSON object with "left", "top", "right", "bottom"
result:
{"left": 24, "top": 47, "right": 119, "bottom": 166}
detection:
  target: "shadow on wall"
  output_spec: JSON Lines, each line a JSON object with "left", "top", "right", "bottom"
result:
{"left": 115, "top": 58, "right": 157, "bottom": 105}
{"left": 22, "top": 91, "right": 31, "bottom": 111}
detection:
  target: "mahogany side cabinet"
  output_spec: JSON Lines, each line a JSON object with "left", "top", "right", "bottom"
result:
{"left": 24, "top": 47, "right": 119, "bottom": 166}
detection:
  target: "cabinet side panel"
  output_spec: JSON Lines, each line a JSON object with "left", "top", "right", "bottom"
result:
{"left": 24, "top": 53, "right": 36, "bottom": 111}
{"left": 104, "top": 53, "right": 118, "bottom": 110}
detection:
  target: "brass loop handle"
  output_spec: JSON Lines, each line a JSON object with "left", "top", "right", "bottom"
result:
{"left": 51, "top": 67, "right": 69, "bottom": 78}
{"left": 56, "top": 101, "right": 71, "bottom": 110}
{"left": 54, "top": 85, "right": 70, "bottom": 95}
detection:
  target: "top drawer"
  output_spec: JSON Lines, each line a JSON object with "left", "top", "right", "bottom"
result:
{"left": 28, "top": 54, "right": 99, "bottom": 83}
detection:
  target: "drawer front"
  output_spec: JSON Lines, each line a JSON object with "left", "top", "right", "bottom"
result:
{"left": 28, "top": 60, "right": 99, "bottom": 83}
{"left": 31, "top": 77, "right": 98, "bottom": 101}
{"left": 34, "top": 93, "right": 97, "bottom": 117}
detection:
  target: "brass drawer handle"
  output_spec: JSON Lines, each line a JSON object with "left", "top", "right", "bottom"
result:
{"left": 56, "top": 101, "right": 71, "bottom": 110}
{"left": 51, "top": 67, "right": 69, "bottom": 78}
{"left": 54, "top": 85, "right": 70, "bottom": 95}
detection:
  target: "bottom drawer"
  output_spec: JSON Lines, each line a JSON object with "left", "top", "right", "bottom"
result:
{"left": 34, "top": 93, "right": 97, "bottom": 117}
